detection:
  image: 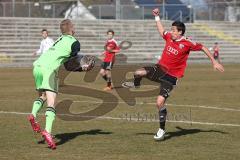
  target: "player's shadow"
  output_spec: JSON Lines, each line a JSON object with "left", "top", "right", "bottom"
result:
{"left": 53, "top": 129, "right": 112, "bottom": 146}
{"left": 136, "top": 126, "right": 228, "bottom": 141}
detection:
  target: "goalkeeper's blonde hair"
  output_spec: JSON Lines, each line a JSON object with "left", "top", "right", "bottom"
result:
{"left": 60, "top": 19, "right": 73, "bottom": 35}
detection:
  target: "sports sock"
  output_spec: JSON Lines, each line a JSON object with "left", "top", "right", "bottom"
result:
{"left": 102, "top": 75, "right": 108, "bottom": 81}
{"left": 107, "top": 77, "right": 112, "bottom": 87}
{"left": 45, "top": 107, "right": 56, "bottom": 133}
{"left": 31, "top": 98, "right": 45, "bottom": 118}
{"left": 159, "top": 107, "right": 167, "bottom": 130}
{"left": 134, "top": 75, "right": 142, "bottom": 87}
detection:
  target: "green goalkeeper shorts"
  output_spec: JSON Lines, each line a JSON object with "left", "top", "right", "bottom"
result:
{"left": 33, "top": 65, "right": 58, "bottom": 93}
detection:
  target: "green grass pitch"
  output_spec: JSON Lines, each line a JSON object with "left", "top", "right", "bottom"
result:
{"left": 0, "top": 64, "right": 239, "bottom": 160}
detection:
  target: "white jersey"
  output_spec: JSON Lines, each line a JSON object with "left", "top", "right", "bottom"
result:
{"left": 36, "top": 37, "right": 54, "bottom": 55}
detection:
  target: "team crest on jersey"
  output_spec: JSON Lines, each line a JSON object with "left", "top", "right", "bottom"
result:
{"left": 179, "top": 44, "right": 185, "bottom": 49}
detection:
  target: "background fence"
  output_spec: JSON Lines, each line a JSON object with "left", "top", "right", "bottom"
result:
{"left": 0, "top": 1, "right": 240, "bottom": 22}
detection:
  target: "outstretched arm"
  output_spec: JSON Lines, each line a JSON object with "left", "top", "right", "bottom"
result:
{"left": 152, "top": 8, "right": 165, "bottom": 37}
{"left": 109, "top": 48, "right": 120, "bottom": 53}
{"left": 202, "top": 46, "right": 224, "bottom": 72}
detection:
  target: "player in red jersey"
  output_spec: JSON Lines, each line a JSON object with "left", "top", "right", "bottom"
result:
{"left": 122, "top": 8, "right": 224, "bottom": 141}
{"left": 99, "top": 29, "right": 120, "bottom": 91}
{"left": 213, "top": 42, "right": 221, "bottom": 63}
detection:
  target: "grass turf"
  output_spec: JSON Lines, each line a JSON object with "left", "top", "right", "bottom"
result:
{"left": 0, "top": 64, "right": 239, "bottom": 160}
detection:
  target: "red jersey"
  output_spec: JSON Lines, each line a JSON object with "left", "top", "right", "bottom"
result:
{"left": 158, "top": 31, "right": 203, "bottom": 78}
{"left": 103, "top": 39, "right": 118, "bottom": 62}
{"left": 213, "top": 46, "right": 219, "bottom": 57}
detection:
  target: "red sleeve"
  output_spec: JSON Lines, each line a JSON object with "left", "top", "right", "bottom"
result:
{"left": 112, "top": 41, "right": 118, "bottom": 50}
{"left": 111, "top": 41, "right": 120, "bottom": 51}
{"left": 163, "top": 31, "right": 171, "bottom": 41}
{"left": 188, "top": 39, "right": 203, "bottom": 51}
{"left": 115, "top": 45, "right": 120, "bottom": 50}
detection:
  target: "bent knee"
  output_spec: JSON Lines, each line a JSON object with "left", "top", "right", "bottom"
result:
{"left": 134, "top": 68, "right": 146, "bottom": 77}
{"left": 156, "top": 96, "right": 165, "bottom": 108}
{"left": 99, "top": 70, "right": 106, "bottom": 76}
{"left": 46, "top": 100, "right": 55, "bottom": 107}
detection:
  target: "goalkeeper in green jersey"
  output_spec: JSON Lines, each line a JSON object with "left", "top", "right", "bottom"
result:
{"left": 27, "top": 19, "right": 81, "bottom": 150}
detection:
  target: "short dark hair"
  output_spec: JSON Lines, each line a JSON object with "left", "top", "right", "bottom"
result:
{"left": 214, "top": 42, "right": 218, "bottom": 44}
{"left": 60, "top": 19, "right": 73, "bottom": 34}
{"left": 107, "top": 29, "right": 114, "bottom": 35}
{"left": 172, "top": 21, "right": 186, "bottom": 35}
{"left": 42, "top": 29, "right": 48, "bottom": 32}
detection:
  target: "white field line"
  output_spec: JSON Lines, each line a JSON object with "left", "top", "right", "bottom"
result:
{"left": 0, "top": 110, "right": 240, "bottom": 127}
{"left": 73, "top": 100, "right": 240, "bottom": 112}
{"left": 0, "top": 99, "right": 240, "bottom": 112}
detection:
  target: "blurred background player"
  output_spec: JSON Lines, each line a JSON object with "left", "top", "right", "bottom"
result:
{"left": 99, "top": 29, "right": 120, "bottom": 91}
{"left": 122, "top": 8, "right": 224, "bottom": 141}
{"left": 213, "top": 42, "right": 221, "bottom": 63}
{"left": 28, "top": 19, "right": 80, "bottom": 149}
{"left": 33, "top": 29, "right": 54, "bottom": 56}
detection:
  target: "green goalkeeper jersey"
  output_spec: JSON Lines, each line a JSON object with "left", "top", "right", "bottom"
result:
{"left": 33, "top": 34, "right": 80, "bottom": 71}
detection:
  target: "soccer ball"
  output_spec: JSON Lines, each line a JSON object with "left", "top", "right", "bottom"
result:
{"left": 64, "top": 54, "right": 95, "bottom": 72}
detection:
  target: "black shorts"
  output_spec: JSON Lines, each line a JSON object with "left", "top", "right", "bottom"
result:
{"left": 144, "top": 64, "right": 177, "bottom": 99}
{"left": 101, "top": 62, "right": 114, "bottom": 70}
{"left": 214, "top": 55, "right": 219, "bottom": 60}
